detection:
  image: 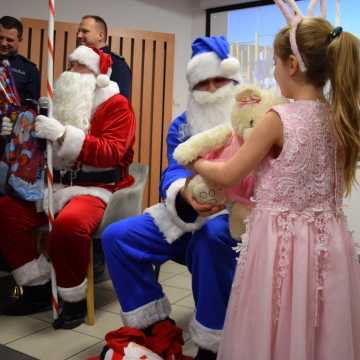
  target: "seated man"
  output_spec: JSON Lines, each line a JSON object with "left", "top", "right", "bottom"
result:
{"left": 0, "top": 46, "right": 136, "bottom": 329}
{"left": 101, "top": 36, "right": 241, "bottom": 360}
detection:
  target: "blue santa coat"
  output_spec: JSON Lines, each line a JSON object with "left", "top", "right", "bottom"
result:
{"left": 101, "top": 111, "right": 238, "bottom": 351}
{"left": 160, "top": 112, "right": 192, "bottom": 199}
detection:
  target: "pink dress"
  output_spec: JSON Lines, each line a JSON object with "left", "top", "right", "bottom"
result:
{"left": 218, "top": 101, "right": 360, "bottom": 360}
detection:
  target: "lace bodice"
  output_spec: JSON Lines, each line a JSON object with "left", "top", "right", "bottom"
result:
{"left": 254, "top": 100, "right": 343, "bottom": 211}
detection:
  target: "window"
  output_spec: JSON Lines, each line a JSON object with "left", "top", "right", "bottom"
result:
{"left": 207, "top": 0, "right": 359, "bottom": 89}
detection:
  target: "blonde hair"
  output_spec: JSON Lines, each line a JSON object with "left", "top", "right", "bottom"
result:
{"left": 274, "top": 17, "right": 360, "bottom": 195}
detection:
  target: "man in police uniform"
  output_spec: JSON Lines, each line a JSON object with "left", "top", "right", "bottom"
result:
{"left": 77, "top": 15, "right": 131, "bottom": 100}
{"left": 0, "top": 16, "right": 40, "bottom": 156}
{"left": 0, "top": 16, "right": 40, "bottom": 104}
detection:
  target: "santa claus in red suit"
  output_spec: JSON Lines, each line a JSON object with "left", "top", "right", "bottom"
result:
{"left": 0, "top": 46, "right": 136, "bottom": 329}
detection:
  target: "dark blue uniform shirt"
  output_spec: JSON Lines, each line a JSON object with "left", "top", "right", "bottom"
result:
{"left": 5, "top": 53, "right": 40, "bottom": 104}
{"left": 101, "top": 46, "right": 131, "bottom": 101}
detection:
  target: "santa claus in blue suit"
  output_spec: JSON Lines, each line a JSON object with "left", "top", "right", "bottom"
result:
{"left": 101, "top": 36, "right": 241, "bottom": 360}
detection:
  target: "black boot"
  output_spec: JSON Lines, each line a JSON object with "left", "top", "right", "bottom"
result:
{"left": 195, "top": 348, "right": 217, "bottom": 360}
{"left": 1, "top": 281, "right": 52, "bottom": 315}
{"left": 52, "top": 299, "right": 86, "bottom": 330}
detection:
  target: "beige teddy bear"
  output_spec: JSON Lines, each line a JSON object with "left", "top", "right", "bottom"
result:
{"left": 174, "top": 85, "right": 286, "bottom": 239}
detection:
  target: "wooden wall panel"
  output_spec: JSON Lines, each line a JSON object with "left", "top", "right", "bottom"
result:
{"left": 20, "top": 18, "right": 175, "bottom": 209}
{"left": 150, "top": 41, "right": 165, "bottom": 206}
{"left": 130, "top": 38, "right": 143, "bottom": 163}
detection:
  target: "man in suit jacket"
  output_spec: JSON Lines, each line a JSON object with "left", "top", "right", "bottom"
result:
{"left": 77, "top": 15, "right": 132, "bottom": 100}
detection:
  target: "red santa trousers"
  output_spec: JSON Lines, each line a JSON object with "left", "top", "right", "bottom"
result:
{"left": 0, "top": 194, "right": 106, "bottom": 289}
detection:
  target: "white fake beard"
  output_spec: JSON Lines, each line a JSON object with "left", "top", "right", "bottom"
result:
{"left": 53, "top": 71, "right": 96, "bottom": 131}
{"left": 187, "top": 82, "right": 236, "bottom": 135}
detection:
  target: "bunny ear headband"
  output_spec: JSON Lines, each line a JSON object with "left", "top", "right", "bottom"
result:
{"left": 273, "top": 0, "right": 341, "bottom": 72}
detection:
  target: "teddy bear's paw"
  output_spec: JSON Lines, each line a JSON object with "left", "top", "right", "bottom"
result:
{"left": 173, "top": 124, "right": 232, "bottom": 165}
{"left": 188, "top": 174, "right": 225, "bottom": 205}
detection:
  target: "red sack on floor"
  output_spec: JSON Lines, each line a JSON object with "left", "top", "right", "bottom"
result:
{"left": 87, "top": 320, "right": 193, "bottom": 360}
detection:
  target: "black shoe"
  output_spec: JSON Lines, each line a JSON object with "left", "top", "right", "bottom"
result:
{"left": 52, "top": 299, "right": 86, "bottom": 330}
{"left": 0, "top": 282, "right": 52, "bottom": 316}
{"left": 195, "top": 348, "right": 217, "bottom": 360}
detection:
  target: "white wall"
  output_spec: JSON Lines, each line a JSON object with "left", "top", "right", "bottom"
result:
{"left": 1, "top": 0, "right": 206, "bottom": 117}
{"left": 344, "top": 166, "right": 360, "bottom": 250}
{"left": 200, "top": 0, "right": 253, "bottom": 9}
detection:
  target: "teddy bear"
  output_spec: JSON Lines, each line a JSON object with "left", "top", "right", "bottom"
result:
{"left": 173, "top": 85, "right": 286, "bottom": 239}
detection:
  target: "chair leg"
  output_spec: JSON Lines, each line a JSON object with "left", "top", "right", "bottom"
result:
{"left": 85, "top": 239, "right": 95, "bottom": 325}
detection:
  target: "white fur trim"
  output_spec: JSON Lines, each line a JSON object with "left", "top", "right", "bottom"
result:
{"left": 121, "top": 297, "right": 171, "bottom": 329}
{"left": 221, "top": 57, "right": 240, "bottom": 76}
{"left": 145, "top": 203, "right": 188, "bottom": 243}
{"left": 93, "top": 81, "right": 120, "bottom": 110}
{"left": 42, "top": 184, "right": 111, "bottom": 214}
{"left": 58, "top": 278, "right": 87, "bottom": 302}
{"left": 52, "top": 186, "right": 111, "bottom": 214}
{"left": 173, "top": 124, "right": 232, "bottom": 165}
{"left": 57, "top": 125, "right": 85, "bottom": 161}
{"left": 82, "top": 165, "right": 114, "bottom": 172}
{"left": 124, "top": 343, "right": 163, "bottom": 360}
{"left": 165, "top": 179, "right": 206, "bottom": 232}
{"left": 12, "top": 254, "right": 51, "bottom": 286}
{"left": 189, "top": 316, "right": 222, "bottom": 353}
{"left": 96, "top": 74, "right": 110, "bottom": 88}
{"left": 104, "top": 349, "right": 114, "bottom": 360}
{"left": 69, "top": 46, "right": 99, "bottom": 74}
{"left": 186, "top": 52, "right": 241, "bottom": 89}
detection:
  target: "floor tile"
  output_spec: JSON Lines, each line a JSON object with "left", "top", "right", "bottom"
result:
{"left": 6, "top": 327, "right": 99, "bottom": 360}
{"left": 0, "top": 260, "right": 199, "bottom": 360}
{"left": 163, "top": 285, "right": 191, "bottom": 304}
{"left": 30, "top": 288, "right": 117, "bottom": 325}
{"left": 170, "top": 304, "right": 194, "bottom": 330}
{"left": 158, "top": 271, "right": 178, "bottom": 283}
{"left": 65, "top": 341, "right": 104, "bottom": 360}
{"left": 74, "top": 310, "right": 122, "bottom": 339}
{"left": 99, "top": 285, "right": 191, "bottom": 315}
{"left": 29, "top": 310, "right": 53, "bottom": 324}
{"left": 98, "top": 299, "right": 121, "bottom": 315}
{"left": 160, "top": 261, "right": 188, "bottom": 275}
{"left": 183, "top": 339, "right": 198, "bottom": 357}
{"left": 162, "top": 273, "right": 192, "bottom": 290}
{"left": 0, "top": 344, "right": 38, "bottom": 360}
{"left": 0, "top": 315, "right": 50, "bottom": 344}
{"left": 94, "top": 279, "right": 113, "bottom": 291}
{"left": 175, "top": 294, "right": 195, "bottom": 309}
{"left": 94, "top": 288, "right": 118, "bottom": 309}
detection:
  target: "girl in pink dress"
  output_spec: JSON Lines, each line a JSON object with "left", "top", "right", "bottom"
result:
{"left": 188, "top": 17, "right": 360, "bottom": 360}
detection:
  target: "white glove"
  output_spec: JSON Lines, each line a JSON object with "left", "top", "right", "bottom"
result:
{"left": 1, "top": 116, "right": 13, "bottom": 136}
{"left": 35, "top": 115, "right": 65, "bottom": 142}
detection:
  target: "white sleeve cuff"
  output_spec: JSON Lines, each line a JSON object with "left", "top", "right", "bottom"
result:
{"left": 164, "top": 178, "right": 206, "bottom": 233}
{"left": 57, "top": 125, "right": 85, "bottom": 161}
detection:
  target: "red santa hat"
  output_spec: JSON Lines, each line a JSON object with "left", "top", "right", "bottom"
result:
{"left": 69, "top": 45, "right": 113, "bottom": 88}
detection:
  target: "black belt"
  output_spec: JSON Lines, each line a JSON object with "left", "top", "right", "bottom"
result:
{"left": 53, "top": 167, "right": 125, "bottom": 185}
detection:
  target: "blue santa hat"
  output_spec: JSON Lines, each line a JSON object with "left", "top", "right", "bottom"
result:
{"left": 186, "top": 35, "right": 241, "bottom": 89}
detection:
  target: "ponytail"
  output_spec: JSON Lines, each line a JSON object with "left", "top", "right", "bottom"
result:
{"left": 327, "top": 31, "right": 360, "bottom": 195}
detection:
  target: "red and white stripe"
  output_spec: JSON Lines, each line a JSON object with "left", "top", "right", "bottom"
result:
{"left": 47, "top": 0, "right": 60, "bottom": 319}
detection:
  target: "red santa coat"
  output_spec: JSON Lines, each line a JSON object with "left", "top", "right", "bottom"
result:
{"left": 48, "top": 81, "right": 136, "bottom": 213}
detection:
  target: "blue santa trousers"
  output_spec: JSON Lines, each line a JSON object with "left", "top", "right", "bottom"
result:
{"left": 102, "top": 213, "right": 237, "bottom": 332}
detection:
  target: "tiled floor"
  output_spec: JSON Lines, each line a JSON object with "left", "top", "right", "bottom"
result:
{"left": 0, "top": 262, "right": 198, "bottom": 360}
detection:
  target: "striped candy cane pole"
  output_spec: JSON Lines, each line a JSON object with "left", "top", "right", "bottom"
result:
{"left": 47, "top": 0, "right": 60, "bottom": 320}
